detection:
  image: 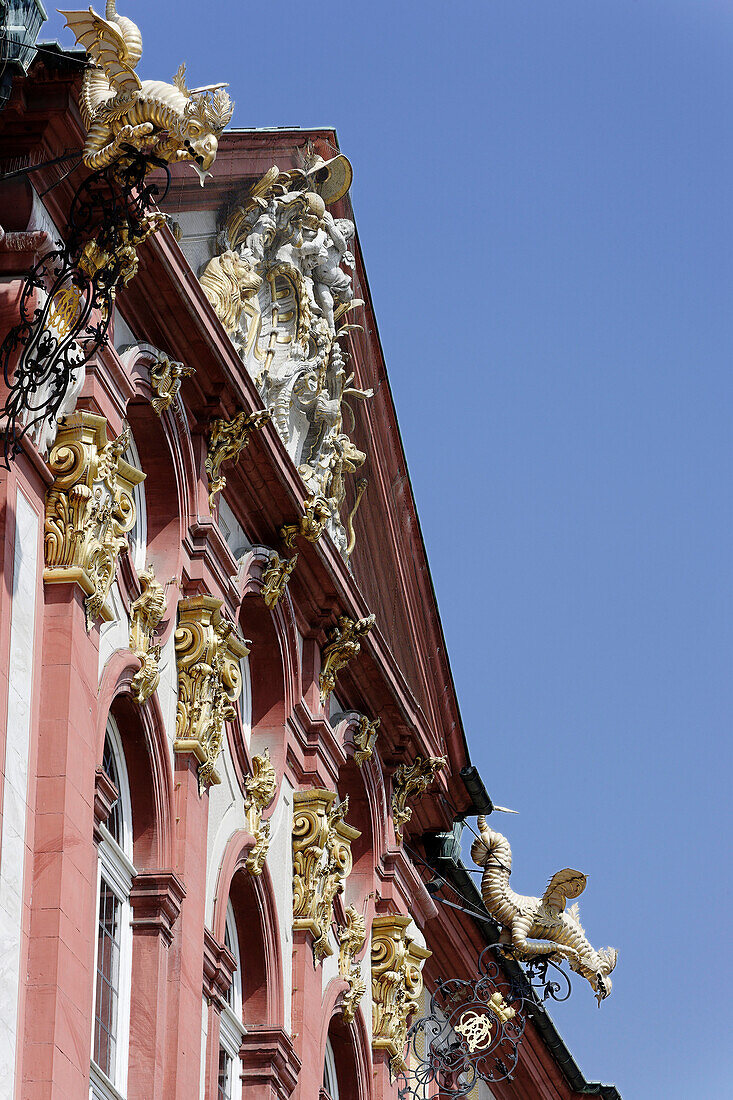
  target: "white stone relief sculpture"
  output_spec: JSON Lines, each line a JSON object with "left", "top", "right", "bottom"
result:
{"left": 199, "top": 151, "right": 371, "bottom": 557}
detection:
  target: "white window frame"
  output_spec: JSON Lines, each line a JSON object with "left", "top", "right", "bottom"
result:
{"left": 218, "top": 902, "right": 245, "bottom": 1100}
{"left": 90, "top": 718, "right": 136, "bottom": 1100}
{"left": 123, "top": 432, "right": 147, "bottom": 574}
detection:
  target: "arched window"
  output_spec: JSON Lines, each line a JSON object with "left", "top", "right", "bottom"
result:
{"left": 90, "top": 718, "right": 136, "bottom": 1100}
{"left": 217, "top": 901, "right": 245, "bottom": 1100}
{"left": 322, "top": 1037, "right": 340, "bottom": 1100}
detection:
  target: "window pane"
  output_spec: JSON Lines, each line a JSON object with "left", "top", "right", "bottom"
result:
{"left": 218, "top": 1047, "right": 232, "bottom": 1100}
{"left": 102, "top": 736, "right": 121, "bottom": 844}
{"left": 93, "top": 880, "right": 121, "bottom": 1081}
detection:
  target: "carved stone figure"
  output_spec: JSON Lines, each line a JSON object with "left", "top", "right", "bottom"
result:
{"left": 319, "top": 613, "right": 376, "bottom": 703}
{"left": 129, "top": 565, "right": 166, "bottom": 703}
{"left": 205, "top": 408, "right": 270, "bottom": 507}
{"left": 338, "top": 906, "right": 367, "bottom": 1022}
{"left": 471, "top": 819, "right": 618, "bottom": 1003}
{"left": 199, "top": 154, "right": 372, "bottom": 555}
{"left": 61, "top": 2, "right": 233, "bottom": 178}
{"left": 147, "top": 351, "right": 195, "bottom": 415}
{"left": 243, "top": 749, "right": 277, "bottom": 875}
{"left": 260, "top": 551, "right": 297, "bottom": 609}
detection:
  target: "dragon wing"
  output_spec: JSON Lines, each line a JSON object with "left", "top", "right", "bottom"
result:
{"left": 60, "top": 7, "right": 142, "bottom": 93}
{"left": 542, "top": 868, "right": 587, "bottom": 911}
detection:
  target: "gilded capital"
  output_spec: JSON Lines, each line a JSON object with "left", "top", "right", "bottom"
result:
{"left": 206, "top": 408, "right": 270, "bottom": 507}
{"left": 319, "top": 613, "right": 376, "bottom": 703}
{"left": 129, "top": 565, "right": 166, "bottom": 703}
{"left": 174, "top": 596, "right": 249, "bottom": 790}
{"left": 44, "top": 412, "right": 144, "bottom": 628}
{"left": 391, "top": 755, "right": 446, "bottom": 841}
{"left": 292, "top": 790, "right": 360, "bottom": 961}
{"left": 244, "top": 749, "right": 277, "bottom": 875}
{"left": 371, "top": 914, "right": 431, "bottom": 1073}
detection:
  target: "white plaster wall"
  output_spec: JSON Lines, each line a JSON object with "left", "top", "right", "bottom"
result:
{"left": 174, "top": 209, "right": 218, "bottom": 278}
{"left": 156, "top": 628, "right": 179, "bottom": 755}
{"left": 199, "top": 996, "right": 209, "bottom": 1100}
{"left": 0, "top": 491, "right": 39, "bottom": 1097}
{"left": 205, "top": 740, "right": 246, "bottom": 925}
{"left": 98, "top": 582, "right": 129, "bottom": 679}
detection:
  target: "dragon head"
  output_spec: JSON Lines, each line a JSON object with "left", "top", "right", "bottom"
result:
{"left": 171, "top": 68, "right": 234, "bottom": 182}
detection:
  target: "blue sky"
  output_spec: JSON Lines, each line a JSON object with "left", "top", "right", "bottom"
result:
{"left": 43, "top": 2, "right": 733, "bottom": 1096}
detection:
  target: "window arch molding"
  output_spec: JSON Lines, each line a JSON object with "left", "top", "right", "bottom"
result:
{"left": 211, "top": 833, "right": 285, "bottom": 1030}
{"left": 317, "top": 998, "right": 373, "bottom": 1100}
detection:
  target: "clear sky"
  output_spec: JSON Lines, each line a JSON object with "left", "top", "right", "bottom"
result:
{"left": 42, "top": 2, "right": 733, "bottom": 1096}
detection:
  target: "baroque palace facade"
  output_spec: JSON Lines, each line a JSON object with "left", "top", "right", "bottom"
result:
{"left": 0, "top": 7, "right": 620, "bottom": 1100}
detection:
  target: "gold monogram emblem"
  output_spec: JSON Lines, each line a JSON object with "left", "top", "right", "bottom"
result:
{"left": 454, "top": 1010, "right": 493, "bottom": 1052}
{"left": 49, "top": 286, "right": 82, "bottom": 337}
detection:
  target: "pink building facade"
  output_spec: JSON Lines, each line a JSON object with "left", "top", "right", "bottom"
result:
{"left": 0, "top": 30, "right": 620, "bottom": 1100}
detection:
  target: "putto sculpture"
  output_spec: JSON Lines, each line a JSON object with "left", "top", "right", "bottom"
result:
{"left": 61, "top": 1, "right": 234, "bottom": 178}
{"left": 471, "top": 819, "right": 617, "bottom": 1003}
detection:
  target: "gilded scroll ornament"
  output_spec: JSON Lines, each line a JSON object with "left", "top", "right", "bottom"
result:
{"left": 174, "top": 596, "right": 249, "bottom": 791}
{"left": 391, "top": 755, "right": 446, "bottom": 841}
{"left": 205, "top": 408, "right": 270, "bottom": 507}
{"left": 471, "top": 819, "right": 618, "bottom": 1004}
{"left": 148, "top": 351, "right": 195, "bottom": 415}
{"left": 60, "top": 3, "right": 233, "bottom": 177}
{"left": 280, "top": 494, "right": 331, "bottom": 550}
{"left": 244, "top": 749, "right": 277, "bottom": 875}
{"left": 353, "top": 715, "right": 380, "bottom": 766}
{"left": 371, "top": 914, "right": 431, "bottom": 1073}
{"left": 44, "top": 412, "right": 144, "bottom": 628}
{"left": 338, "top": 905, "right": 367, "bottom": 1022}
{"left": 129, "top": 565, "right": 166, "bottom": 703}
{"left": 319, "top": 613, "right": 376, "bottom": 703}
{"left": 261, "top": 551, "right": 298, "bottom": 609}
{"left": 292, "top": 790, "right": 360, "bottom": 961}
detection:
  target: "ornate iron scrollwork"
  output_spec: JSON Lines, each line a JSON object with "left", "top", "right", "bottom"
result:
{"left": 0, "top": 150, "right": 170, "bottom": 465}
{"left": 396, "top": 946, "right": 529, "bottom": 1100}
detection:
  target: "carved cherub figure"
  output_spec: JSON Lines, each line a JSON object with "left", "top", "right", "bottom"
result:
{"left": 300, "top": 211, "right": 355, "bottom": 330}
{"left": 471, "top": 819, "right": 618, "bottom": 1003}
{"left": 61, "top": 1, "right": 233, "bottom": 178}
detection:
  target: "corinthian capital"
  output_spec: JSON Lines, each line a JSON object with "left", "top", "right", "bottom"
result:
{"left": 371, "top": 914, "right": 431, "bottom": 1073}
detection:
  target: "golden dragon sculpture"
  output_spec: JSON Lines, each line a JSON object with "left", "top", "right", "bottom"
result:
{"left": 60, "top": 1, "right": 234, "bottom": 179}
{"left": 471, "top": 818, "right": 617, "bottom": 1003}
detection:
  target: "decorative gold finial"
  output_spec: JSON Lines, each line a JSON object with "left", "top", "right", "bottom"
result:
{"left": 353, "top": 715, "right": 380, "bottom": 766}
{"left": 391, "top": 756, "right": 446, "bottom": 841}
{"left": 205, "top": 408, "right": 270, "bottom": 508}
{"left": 280, "top": 494, "right": 331, "bottom": 549}
{"left": 148, "top": 352, "right": 195, "bottom": 415}
{"left": 261, "top": 551, "right": 298, "bottom": 609}
{"left": 319, "top": 613, "right": 375, "bottom": 703}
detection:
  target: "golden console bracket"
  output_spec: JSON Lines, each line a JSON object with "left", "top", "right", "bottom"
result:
{"left": 243, "top": 749, "right": 277, "bottom": 875}
{"left": 353, "top": 715, "right": 380, "bottom": 767}
{"left": 319, "top": 613, "right": 376, "bottom": 704}
{"left": 174, "top": 596, "right": 249, "bottom": 791}
{"left": 44, "top": 412, "right": 145, "bottom": 629}
{"left": 338, "top": 905, "right": 367, "bottom": 1023}
{"left": 371, "top": 914, "right": 431, "bottom": 1073}
{"left": 261, "top": 550, "right": 298, "bottom": 609}
{"left": 280, "top": 494, "right": 331, "bottom": 550}
{"left": 129, "top": 564, "right": 166, "bottom": 703}
{"left": 292, "top": 790, "right": 360, "bottom": 961}
{"left": 206, "top": 409, "right": 271, "bottom": 508}
{"left": 391, "top": 755, "right": 447, "bottom": 842}
{"left": 148, "top": 352, "right": 195, "bottom": 415}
